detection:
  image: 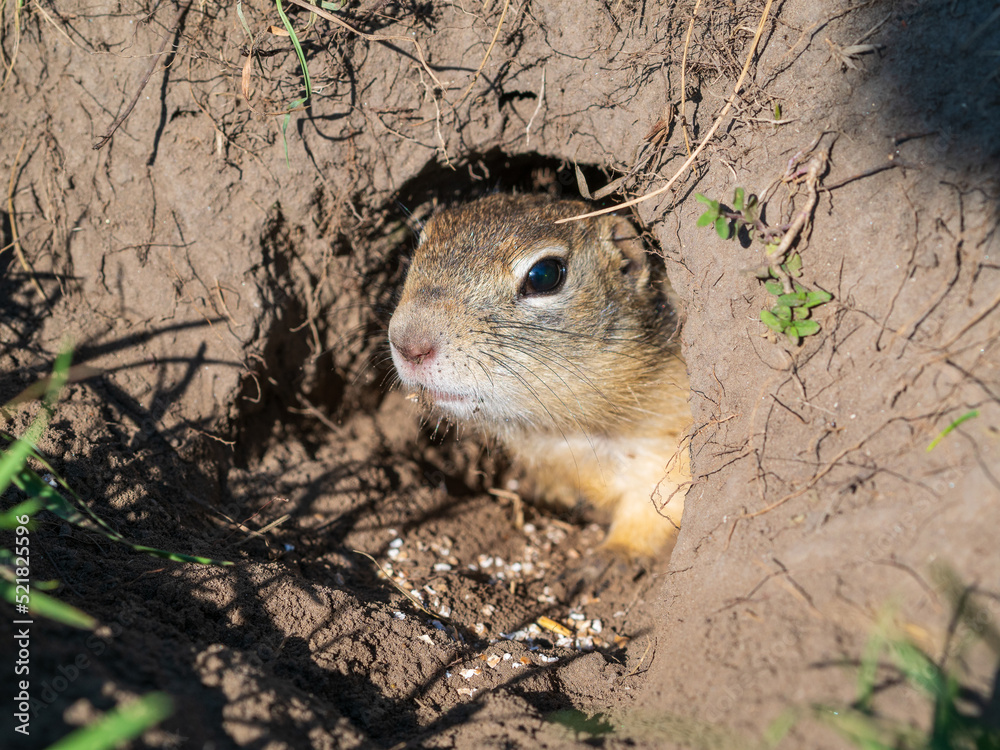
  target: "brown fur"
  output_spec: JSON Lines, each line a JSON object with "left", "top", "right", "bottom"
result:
{"left": 388, "top": 194, "right": 692, "bottom": 556}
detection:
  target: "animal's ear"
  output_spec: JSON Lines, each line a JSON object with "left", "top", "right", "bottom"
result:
{"left": 601, "top": 215, "right": 650, "bottom": 283}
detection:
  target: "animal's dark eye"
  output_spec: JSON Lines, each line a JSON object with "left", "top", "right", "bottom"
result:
{"left": 523, "top": 257, "right": 566, "bottom": 296}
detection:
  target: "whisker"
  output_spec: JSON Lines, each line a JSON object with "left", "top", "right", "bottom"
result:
{"left": 484, "top": 353, "right": 602, "bottom": 478}
{"left": 475, "top": 332, "right": 616, "bottom": 407}
{"left": 487, "top": 318, "right": 680, "bottom": 360}
{"left": 475, "top": 328, "right": 673, "bottom": 423}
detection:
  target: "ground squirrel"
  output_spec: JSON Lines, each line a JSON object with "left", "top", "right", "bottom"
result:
{"left": 387, "top": 194, "right": 691, "bottom": 556}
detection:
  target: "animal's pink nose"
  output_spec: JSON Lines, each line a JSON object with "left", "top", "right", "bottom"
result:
{"left": 392, "top": 336, "right": 436, "bottom": 365}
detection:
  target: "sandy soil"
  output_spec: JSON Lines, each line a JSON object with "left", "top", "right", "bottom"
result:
{"left": 2, "top": 0, "right": 999, "bottom": 748}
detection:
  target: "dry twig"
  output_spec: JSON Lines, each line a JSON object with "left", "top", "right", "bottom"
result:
{"left": 557, "top": 0, "right": 775, "bottom": 223}
{"left": 94, "top": 0, "right": 194, "bottom": 149}
{"left": 768, "top": 142, "right": 829, "bottom": 293}
{"left": 678, "top": 0, "right": 703, "bottom": 155}
{"left": 457, "top": 0, "right": 510, "bottom": 106}
{"left": 5, "top": 135, "right": 46, "bottom": 299}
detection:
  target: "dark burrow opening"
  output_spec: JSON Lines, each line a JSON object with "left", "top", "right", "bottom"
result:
{"left": 229, "top": 150, "right": 635, "bottom": 465}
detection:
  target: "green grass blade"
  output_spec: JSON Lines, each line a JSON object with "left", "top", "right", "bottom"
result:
{"left": 3, "top": 434, "right": 136, "bottom": 538}
{"left": 889, "top": 640, "right": 947, "bottom": 699}
{"left": 12, "top": 465, "right": 123, "bottom": 538}
{"left": 815, "top": 705, "right": 925, "bottom": 750}
{"left": 926, "top": 410, "right": 980, "bottom": 452}
{"left": 130, "top": 545, "right": 234, "bottom": 566}
{"left": 762, "top": 708, "right": 798, "bottom": 748}
{"left": 0, "top": 578, "right": 96, "bottom": 629}
{"left": 236, "top": 0, "right": 252, "bottom": 39}
{"left": 0, "top": 347, "right": 72, "bottom": 491}
{"left": 46, "top": 692, "right": 173, "bottom": 750}
{"left": 856, "top": 631, "right": 885, "bottom": 712}
{"left": 275, "top": 0, "right": 313, "bottom": 166}
{"left": 281, "top": 96, "right": 308, "bottom": 164}
{"left": 275, "top": 0, "right": 311, "bottom": 103}
{"left": 12, "top": 468, "right": 233, "bottom": 566}
{"left": 0, "top": 498, "right": 41, "bottom": 528}
{"left": 0, "top": 430, "right": 47, "bottom": 496}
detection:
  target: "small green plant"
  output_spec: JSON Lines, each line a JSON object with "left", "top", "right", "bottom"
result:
{"left": 44, "top": 693, "right": 173, "bottom": 750}
{"left": 696, "top": 188, "right": 833, "bottom": 345}
{"left": 758, "top": 280, "right": 833, "bottom": 345}
{"left": 235, "top": 1, "right": 314, "bottom": 165}
{"left": 817, "top": 566, "right": 1000, "bottom": 750}
{"left": 1, "top": 350, "right": 232, "bottom": 627}
{"left": 2, "top": 350, "right": 231, "bottom": 747}
{"left": 273, "top": 0, "right": 313, "bottom": 165}
{"left": 546, "top": 706, "right": 797, "bottom": 748}
{"left": 695, "top": 188, "right": 754, "bottom": 240}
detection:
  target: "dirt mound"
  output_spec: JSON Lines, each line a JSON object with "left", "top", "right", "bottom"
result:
{"left": 2, "top": 1, "right": 998, "bottom": 748}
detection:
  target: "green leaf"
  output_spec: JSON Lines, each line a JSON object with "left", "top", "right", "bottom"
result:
{"left": 857, "top": 631, "right": 885, "bottom": 712}
{"left": 46, "top": 692, "right": 173, "bottom": 750}
{"left": 785, "top": 329, "right": 801, "bottom": 346}
{"left": 696, "top": 211, "right": 715, "bottom": 228}
{"left": 774, "top": 305, "right": 792, "bottom": 322}
{"left": 815, "top": 705, "right": 912, "bottom": 750}
{"left": 793, "top": 306, "right": 810, "bottom": 320}
{"left": 275, "top": 0, "right": 311, "bottom": 103}
{"left": 774, "top": 102, "right": 782, "bottom": 121}
{"left": 804, "top": 289, "right": 833, "bottom": 306}
{"left": 776, "top": 292, "right": 808, "bottom": 307}
{"left": 714, "top": 216, "right": 731, "bottom": 239}
{"left": 785, "top": 253, "right": 802, "bottom": 276}
{"left": 281, "top": 96, "right": 308, "bottom": 167}
{"left": 9, "top": 461, "right": 234, "bottom": 567}
{"left": 889, "top": 641, "right": 946, "bottom": 699}
{"left": 0, "top": 498, "right": 41, "bottom": 528}
{"left": 235, "top": 1, "right": 253, "bottom": 39}
{"left": 760, "top": 310, "right": 785, "bottom": 333}
{"left": 762, "top": 708, "right": 798, "bottom": 749}
{"left": 733, "top": 187, "right": 745, "bottom": 212}
{"left": 0, "top": 424, "right": 47, "bottom": 495}
{"left": 275, "top": 0, "right": 312, "bottom": 168}
{"left": 764, "top": 280, "right": 784, "bottom": 296}
{"left": 792, "top": 320, "right": 820, "bottom": 337}
{"left": 765, "top": 242, "right": 780, "bottom": 256}
{"left": 0, "top": 347, "right": 71, "bottom": 492}
{"left": 695, "top": 193, "right": 714, "bottom": 206}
